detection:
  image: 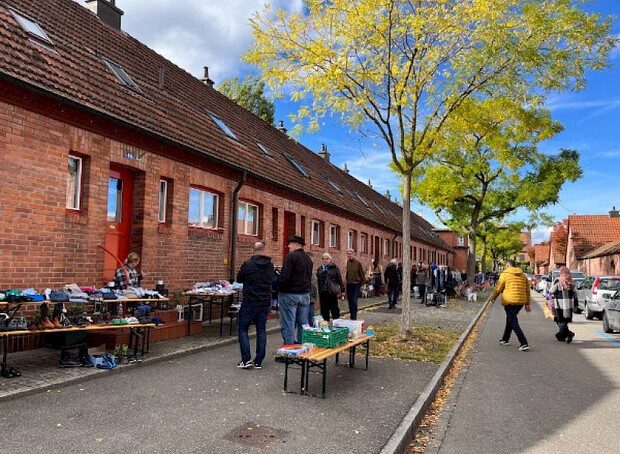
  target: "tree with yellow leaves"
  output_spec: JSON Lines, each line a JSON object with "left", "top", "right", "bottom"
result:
{"left": 244, "top": 0, "right": 616, "bottom": 334}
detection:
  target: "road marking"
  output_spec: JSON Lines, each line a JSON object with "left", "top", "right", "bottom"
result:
{"left": 594, "top": 330, "right": 620, "bottom": 347}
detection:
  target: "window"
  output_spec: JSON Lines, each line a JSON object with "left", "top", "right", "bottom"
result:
{"left": 311, "top": 220, "right": 321, "bottom": 246}
{"left": 207, "top": 112, "right": 237, "bottom": 140}
{"left": 285, "top": 155, "right": 309, "bottom": 178}
{"left": 300, "top": 215, "right": 306, "bottom": 243}
{"left": 383, "top": 239, "right": 389, "bottom": 257}
{"left": 9, "top": 8, "right": 53, "bottom": 46}
{"left": 188, "top": 188, "right": 218, "bottom": 229}
{"left": 158, "top": 179, "right": 168, "bottom": 223}
{"left": 255, "top": 141, "right": 273, "bottom": 157}
{"left": 103, "top": 59, "right": 140, "bottom": 90}
{"left": 238, "top": 201, "right": 259, "bottom": 236}
{"left": 329, "top": 225, "right": 339, "bottom": 248}
{"left": 66, "top": 155, "right": 82, "bottom": 210}
{"left": 360, "top": 233, "right": 368, "bottom": 254}
{"left": 356, "top": 193, "right": 370, "bottom": 208}
{"left": 348, "top": 230, "right": 355, "bottom": 251}
{"left": 328, "top": 180, "right": 342, "bottom": 194}
{"left": 457, "top": 236, "right": 465, "bottom": 247}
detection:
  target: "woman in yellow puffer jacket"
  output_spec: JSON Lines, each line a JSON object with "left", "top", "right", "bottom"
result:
{"left": 490, "top": 261, "right": 531, "bottom": 351}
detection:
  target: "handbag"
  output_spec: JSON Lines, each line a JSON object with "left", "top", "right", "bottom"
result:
{"left": 328, "top": 279, "right": 341, "bottom": 295}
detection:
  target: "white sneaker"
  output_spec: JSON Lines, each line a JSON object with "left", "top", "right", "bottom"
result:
{"left": 236, "top": 360, "right": 254, "bottom": 369}
{"left": 498, "top": 340, "right": 510, "bottom": 346}
{"left": 517, "top": 344, "right": 530, "bottom": 352}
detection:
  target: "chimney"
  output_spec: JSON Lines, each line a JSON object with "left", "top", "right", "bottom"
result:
{"left": 343, "top": 163, "right": 349, "bottom": 174}
{"left": 367, "top": 179, "right": 372, "bottom": 189}
{"left": 610, "top": 206, "right": 620, "bottom": 218}
{"left": 385, "top": 189, "right": 391, "bottom": 200}
{"left": 201, "top": 66, "right": 214, "bottom": 88}
{"left": 418, "top": 210, "right": 424, "bottom": 218}
{"left": 85, "top": 0, "right": 124, "bottom": 30}
{"left": 318, "top": 144, "right": 331, "bottom": 162}
{"left": 277, "top": 120, "right": 287, "bottom": 134}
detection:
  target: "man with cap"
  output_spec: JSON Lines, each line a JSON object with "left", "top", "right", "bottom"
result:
{"left": 278, "top": 235, "right": 313, "bottom": 346}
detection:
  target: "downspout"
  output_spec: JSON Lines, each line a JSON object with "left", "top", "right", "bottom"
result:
{"left": 229, "top": 171, "right": 247, "bottom": 281}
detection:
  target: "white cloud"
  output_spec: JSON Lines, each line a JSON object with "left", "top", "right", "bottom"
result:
{"left": 532, "top": 226, "right": 552, "bottom": 245}
{"left": 74, "top": 0, "right": 304, "bottom": 81}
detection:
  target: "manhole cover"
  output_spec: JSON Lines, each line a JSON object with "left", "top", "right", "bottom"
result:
{"left": 225, "top": 423, "right": 288, "bottom": 449}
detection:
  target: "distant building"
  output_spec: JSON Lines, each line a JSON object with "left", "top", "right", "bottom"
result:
{"left": 435, "top": 230, "right": 468, "bottom": 271}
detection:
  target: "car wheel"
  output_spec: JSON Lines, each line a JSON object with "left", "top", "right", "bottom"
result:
{"left": 603, "top": 313, "right": 612, "bottom": 333}
{"left": 585, "top": 303, "right": 594, "bottom": 320}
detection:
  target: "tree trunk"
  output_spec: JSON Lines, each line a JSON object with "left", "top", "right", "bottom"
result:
{"left": 481, "top": 239, "right": 487, "bottom": 275}
{"left": 467, "top": 229, "right": 477, "bottom": 286}
{"left": 400, "top": 172, "right": 412, "bottom": 335}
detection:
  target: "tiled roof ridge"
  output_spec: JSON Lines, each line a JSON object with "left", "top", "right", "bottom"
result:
{"left": 0, "top": 0, "right": 450, "bottom": 251}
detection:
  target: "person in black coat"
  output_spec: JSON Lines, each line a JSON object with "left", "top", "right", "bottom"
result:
{"left": 384, "top": 258, "right": 400, "bottom": 309}
{"left": 317, "top": 252, "right": 345, "bottom": 321}
{"left": 235, "top": 241, "right": 274, "bottom": 369}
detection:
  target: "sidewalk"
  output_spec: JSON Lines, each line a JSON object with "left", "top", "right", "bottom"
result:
{"left": 424, "top": 291, "right": 620, "bottom": 454}
{"left": 0, "top": 294, "right": 486, "bottom": 454}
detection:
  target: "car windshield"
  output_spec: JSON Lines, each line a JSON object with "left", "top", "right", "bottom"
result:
{"left": 571, "top": 271, "right": 585, "bottom": 279}
{"left": 598, "top": 278, "right": 620, "bottom": 291}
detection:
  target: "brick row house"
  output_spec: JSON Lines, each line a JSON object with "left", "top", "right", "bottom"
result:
{"left": 565, "top": 208, "right": 620, "bottom": 275}
{"left": 0, "top": 0, "right": 453, "bottom": 295}
{"left": 533, "top": 243, "right": 550, "bottom": 275}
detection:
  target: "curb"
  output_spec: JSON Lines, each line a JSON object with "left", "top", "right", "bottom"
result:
{"left": 0, "top": 297, "right": 389, "bottom": 402}
{"left": 379, "top": 296, "right": 494, "bottom": 454}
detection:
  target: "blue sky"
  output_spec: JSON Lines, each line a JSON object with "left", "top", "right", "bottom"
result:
{"left": 76, "top": 0, "right": 619, "bottom": 244}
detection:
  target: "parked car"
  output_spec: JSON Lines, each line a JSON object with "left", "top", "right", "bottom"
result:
{"left": 531, "top": 274, "right": 542, "bottom": 290}
{"left": 577, "top": 276, "right": 620, "bottom": 320}
{"left": 602, "top": 289, "right": 620, "bottom": 333}
{"left": 536, "top": 276, "right": 549, "bottom": 293}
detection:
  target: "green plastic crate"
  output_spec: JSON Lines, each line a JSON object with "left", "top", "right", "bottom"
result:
{"left": 302, "top": 327, "right": 349, "bottom": 348}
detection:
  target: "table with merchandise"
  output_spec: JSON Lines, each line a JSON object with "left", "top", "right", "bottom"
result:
{"left": 184, "top": 283, "right": 241, "bottom": 337}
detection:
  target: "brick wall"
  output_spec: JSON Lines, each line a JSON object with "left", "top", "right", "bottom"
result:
{"left": 0, "top": 98, "right": 450, "bottom": 298}
{"left": 577, "top": 254, "right": 620, "bottom": 276}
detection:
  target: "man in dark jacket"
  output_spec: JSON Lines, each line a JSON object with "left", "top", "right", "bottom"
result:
{"left": 278, "top": 235, "right": 313, "bottom": 345}
{"left": 384, "top": 258, "right": 400, "bottom": 309}
{"left": 345, "top": 249, "right": 366, "bottom": 320}
{"left": 236, "top": 241, "right": 274, "bottom": 369}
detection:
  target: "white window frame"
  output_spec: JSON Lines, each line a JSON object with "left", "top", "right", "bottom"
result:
{"left": 360, "top": 233, "right": 367, "bottom": 253}
{"left": 457, "top": 236, "right": 465, "bottom": 247}
{"left": 66, "top": 155, "right": 82, "bottom": 210}
{"left": 238, "top": 201, "right": 259, "bottom": 236}
{"left": 383, "top": 239, "right": 389, "bottom": 257}
{"left": 311, "top": 220, "right": 321, "bottom": 246}
{"left": 158, "top": 179, "right": 168, "bottom": 223}
{"left": 188, "top": 188, "right": 219, "bottom": 229}
{"left": 330, "top": 225, "right": 338, "bottom": 248}
{"left": 348, "top": 230, "right": 355, "bottom": 251}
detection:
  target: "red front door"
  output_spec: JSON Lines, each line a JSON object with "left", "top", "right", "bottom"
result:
{"left": 103, "top": 166, "right": 134, "bottom": 281}
{"left": 283, "top": 211, "right": 296, "bottom": 261}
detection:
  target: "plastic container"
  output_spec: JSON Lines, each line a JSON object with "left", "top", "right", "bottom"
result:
{"left": 302, "top": 327, "right": 349, "bottom": 348}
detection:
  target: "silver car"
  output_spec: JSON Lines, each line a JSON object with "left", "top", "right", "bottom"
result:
{"left": 544, "top": 269, "right": 585, "bottom": 296}
{"left": 603, "top": 290, "right": 620, "bottom": 333}
{"left": 578, "top": 276, "right": 620, "bottom": 320}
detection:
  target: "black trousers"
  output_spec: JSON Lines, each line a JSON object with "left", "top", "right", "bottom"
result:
{"left": 555, "top": 321, "right": 573, "bottom": 340}
{"left": 501, "top": 305, "right": 528, "bottom": 346}
{"left": 319, "top": 291, "right": 340, "bottom": 322}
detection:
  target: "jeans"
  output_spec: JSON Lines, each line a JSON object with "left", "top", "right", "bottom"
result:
{"left": 308, "top": 300, "right": 315, "bottom": 326}
{"left": 418, "top": 284, "right": 427, "bottom": 303}
{"left": 346, "top": 283, "right": 361, "bottom": 320}
{"left": 374, "top": 277, "right": 382, "bottom": 296}
{"left": 238, "top": 305, "right": 270, "bottom": 365}
{"left": 319, "top": 291, "right": 340, "bottom": 322}
{"left": 502, "top": 305, "right": 528, "bottom": 346}
{"left": 388, "top": 283, "right": 399, "bottom": 307}
{"left": 278, "top": 293, "right": 310, "bottom": 344}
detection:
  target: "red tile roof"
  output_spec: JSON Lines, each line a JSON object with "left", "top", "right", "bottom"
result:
{"left": 0, "top": 0, "right": 450, "bottom": 250}
{"left": 568, "top": 215, "right": 620, "bottom": 259}
{"left": 581, "top": 240, "right": 620, "bottom": 259}
{"left": 534, "top": 244, "right": 550, "bottom": 264}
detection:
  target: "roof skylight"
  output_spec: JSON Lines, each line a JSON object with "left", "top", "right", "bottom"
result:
{"left": 255, "top": 141, "right": 273, "bottom": 157}
{"left": 9, "top": 8, "right": 53, "bottom": 45}
{"left": 207, "top": 112, "right": 237, "bottom": 140}
{"left": 103, "top": 59, "right": 140, "bottom": 91}
{"left": 356, "top": 193, "right": 370, "bottom": 208}
{"left": 328, "top": 180, "right": 342, "bottom": 194}
{"left": 285, "top": 155, "right": 309, "bottom": 178}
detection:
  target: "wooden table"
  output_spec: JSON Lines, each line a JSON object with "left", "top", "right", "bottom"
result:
{"left": 280, "top": 335, "right": 372, "bottom": 398}
{"left": 183, "top": 291, "right": 239, "bottom": 337}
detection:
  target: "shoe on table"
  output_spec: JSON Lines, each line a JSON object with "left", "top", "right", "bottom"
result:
{"left": 236, "top": 360, "right": 254, "bottom": 369}
{"left": 517, "top": 344, "right": 530, "bottom": 351}
{"left": 498, "top": 340, "right": 510, "bottom": 346}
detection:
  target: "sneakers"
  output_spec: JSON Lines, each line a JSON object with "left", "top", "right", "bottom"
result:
{"left": 498, "top": 340, "right": 510, "bottom": 346}
{"left": 236, "top": 360, "right": 254, "bottom": 369}
{"left": 566, "top": 332, "right": 575, "bottom": 344}
{"left": 517, "top": 344, "right": 530, "bottom": 352}
{"left": 253, "top": 363, "right": 262, "bottom": 370}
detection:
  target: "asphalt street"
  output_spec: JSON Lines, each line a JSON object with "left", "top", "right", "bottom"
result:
{"left": 429, "top": 291, "right": 620, "bottom": 454}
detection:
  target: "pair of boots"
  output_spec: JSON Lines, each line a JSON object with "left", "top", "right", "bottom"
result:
{"left": 113, "top": 344, "right": 140, "bottom": 364}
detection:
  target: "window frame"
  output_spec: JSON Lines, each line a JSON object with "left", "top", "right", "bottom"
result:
{"left": 66, "top": 155, "right": 83, "bottom": 211}
{"left": 158, "top": 179, "right": 168, "bottom": 223}
{"left": 348, "top": 230, "right": 357, "bottom": 252}
{"left": 207, "top": 112, "right": 238, "bottom": 140}
{"left": 383, "top": 239, "right": 389, "bottom": 257}
{"left": 103, "top": 58, "right": 140, "bottom": 91}
{"left": 188, "top": 187, "right": 219, "bottom": 230}
{"left": 311, "top": 220, "right": 321, "bottom": 246}
{"left": 360, "top": 233, "right": 368, "bottom": 254}
{"left": 238, "top": 200, "right": 260, "bottom": 236}
{"left": 329, "top": 225, "right": 339, "bottom": 249}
